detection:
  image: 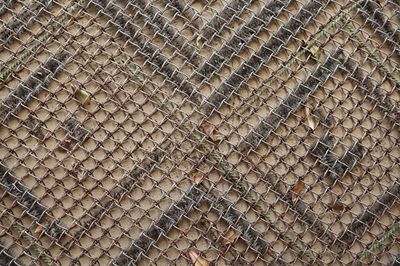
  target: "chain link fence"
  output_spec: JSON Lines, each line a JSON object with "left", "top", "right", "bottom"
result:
{"left": 0, "top": 0, "right": 399, "bottom": 265}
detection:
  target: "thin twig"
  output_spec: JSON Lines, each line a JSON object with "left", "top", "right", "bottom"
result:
{"left": 0, "top": 0, "right": 88, "bottom": 82}
{"left": 355, "top": 223, "right": 400, "bottom": 265}
{"left": 123, "top": 63, "right": 319, "bottom": 264}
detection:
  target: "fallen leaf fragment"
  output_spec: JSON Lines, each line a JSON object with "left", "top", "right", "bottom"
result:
{"left": 292, "top": 180, "right": 305, "bottom": 201}
{"left": 201, "top": 122, "right": 215, "bottom": 136}
{"left": 188, "top": 248, "right": 209, "bottom": 266}
{"left": 222, "top": 229, "right": 238, "bottom": 246}
{"left": 306, "top": 44, "right": 321, "bottom": 60}
{"left": 34, "top": 224, "right": 45, "bottom": 234}
{"left": 210, "top": 132, "right": 223, "bottom": 142}
{"left": 58, "top": 138, "right": 73, "bottom": 152}
{"left": 72, "top": 84, "right": 90, "bottom": 104}
{"left": 201, "top": 122, "right": 223, "bottom": 142}
{"left": 191, "top": 172, "right": 205, "bottom": 185}
{"left": 304, "top": 107, "right": 316, "bottom": 130}
{"left": 75, "top": 89, "right": 90, "bottom": 104}
{"left": 196, "top": 35, "right": 203, "bottom": 47}
{"left": 331, "top": 202, "right": 345, "bottom": 212}
{"left": 36, "top": 71, "right": 45, "bottom": 79}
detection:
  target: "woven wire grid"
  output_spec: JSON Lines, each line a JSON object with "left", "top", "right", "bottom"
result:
{"left": 0, "top": 0, "right": 399, "bottom": 265}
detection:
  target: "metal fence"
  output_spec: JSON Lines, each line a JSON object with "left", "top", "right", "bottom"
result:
{"left": 0, "top": 0, "right": 399, "bottom": 265}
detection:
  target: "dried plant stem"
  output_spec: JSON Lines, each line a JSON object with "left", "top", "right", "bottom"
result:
{"left": 343, "top": 56, "right": 400, "bottom": 124}
{"left": 238, "top": 0, "right": 362, "bottom": 115}
{"left": 0, "top": 0, "right": 87, "bottom": 82}
{"left": 340, "top": 183, "right": 400, "bottom": 245}
{"left": 0, "top": 33, "right": 50, "bottom": 82}
{"left": 238, "top": 49, "right": 345, "bottom": 153}
{"left": 230, "top": 50, "right": 352, "bottom": 252}
{"left": 60, "top": 69, "right": 170, "bottom": 250}
{"left": 206, "top": 151, "right": 319, "bottom": 263}
{"left": 0, "top": 207, "right": 54, "bottom": 266}
{"left": 201, "top": 0, "right": 332, "bottom": 117}
{"left": 344, "top": 24, "right": 400, "bottom": 85}
{"left": 121, "top": 63, "right": 319, "bottom": 264}
{"left": 355, "top": 223, "right": 400, "bottom": 265}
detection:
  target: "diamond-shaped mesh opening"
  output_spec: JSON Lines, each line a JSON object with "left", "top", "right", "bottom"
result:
{"left": 0, "top": 0, "right": 399, "bottom": 265}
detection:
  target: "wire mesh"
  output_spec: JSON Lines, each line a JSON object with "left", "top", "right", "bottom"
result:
{"left": 0, "top": 0, "right": 399, "bottom": 265}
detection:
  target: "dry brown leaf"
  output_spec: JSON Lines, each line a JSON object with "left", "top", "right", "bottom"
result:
{"left": 191, "top": 172, "right": 205, "bottom": 185}
{"left": 58, "top": 138, "right": 73, "bottom": 152}
{"left": 292, "top": 180, "right": 305, "bottom": 201}
{"left": 34, "top": 224, "right": 45, "bottom": 234}
{"left": 331, "top": 202, "right": 345, "bottom": 212}
{"left": 201, "top": 122, "right": 215, "bottom": 136}
{"left": 222, "top": 229, "right": 238, "bottom": 245}
{"left": 201, "top": 122, "right": 223, "bottom": 142}
{"left": 304, "top": 107, "right": 316, "bottom": 130}
{"left": 210, "top": 132, "right": 223, "bottom": 142}
{"left": 188, "top": 249, "right": 209, "bottom": 266}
